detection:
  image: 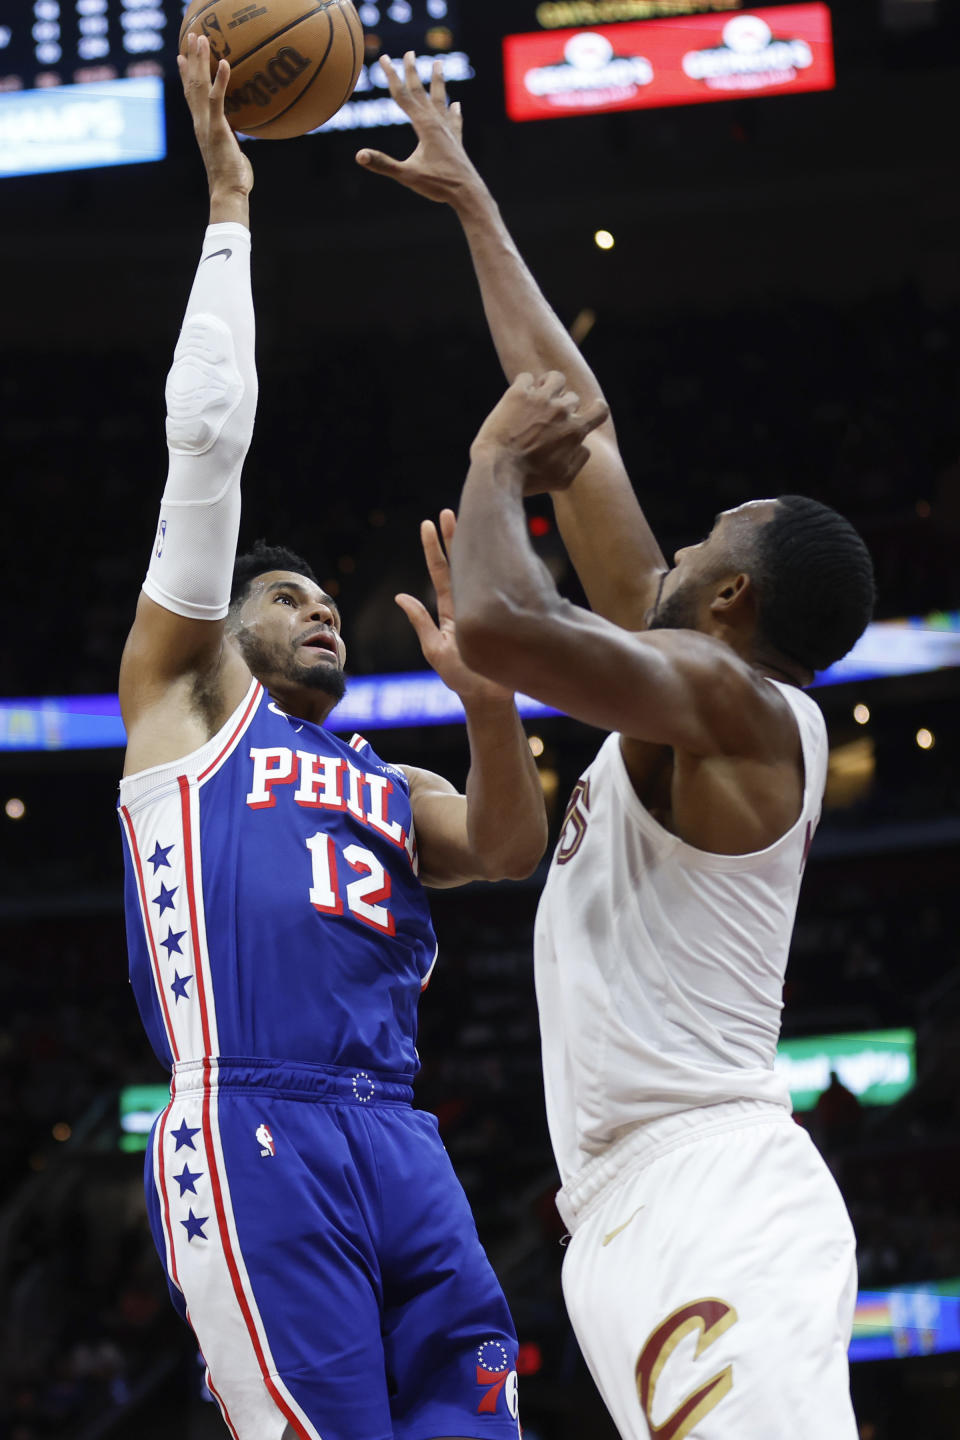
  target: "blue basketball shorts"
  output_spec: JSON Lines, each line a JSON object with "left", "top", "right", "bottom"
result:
{"left": 144, "top": 1058, "right": 521, "bottom": 1440}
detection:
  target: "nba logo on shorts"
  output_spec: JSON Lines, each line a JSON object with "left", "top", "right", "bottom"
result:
{"left": 155, "top": 519, "right": 167, "bottom": 559}
{"left": 256, "top": 1123, "right": 275, "bottom": 1157}
{"left": 475, "top": 1340, "right": 519, "bottom": 1420}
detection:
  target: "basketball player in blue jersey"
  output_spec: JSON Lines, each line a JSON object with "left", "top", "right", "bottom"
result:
{"left": 361, "top": 56, "right": 877, "bottom": 1440}
{"left": 117, "top": 37, "right": 547, "bottom": 1440}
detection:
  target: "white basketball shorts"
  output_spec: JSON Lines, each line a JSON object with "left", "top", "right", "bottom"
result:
{"left": 558, "top": 1100, "right": 858, "bottom": 1440}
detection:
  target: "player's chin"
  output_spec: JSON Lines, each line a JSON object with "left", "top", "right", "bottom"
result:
{"left": 295, "top": 661, "right": 347, "bottom": 701}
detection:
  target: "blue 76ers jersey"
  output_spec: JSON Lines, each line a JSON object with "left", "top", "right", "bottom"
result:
{"left": 118, "top": 681, "right": 438, "bottom": 1077}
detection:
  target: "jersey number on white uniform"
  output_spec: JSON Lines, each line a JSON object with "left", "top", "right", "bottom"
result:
{"left": 305, "top": 831, "right": 396, "bottom": 936}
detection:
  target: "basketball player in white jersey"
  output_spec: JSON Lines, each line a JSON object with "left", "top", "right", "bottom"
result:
{"left": 360, "top": 57, "right": 876, "bottom": 1440}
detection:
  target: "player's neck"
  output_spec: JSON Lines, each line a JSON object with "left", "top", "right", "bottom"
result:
{"left": 712, "top": 623, "right": 810, "bottom": 689}
{"left": 753, "top": 650, "right": 811, "bottom": 689}
{"left": 265, "top": 681, "right": 341, "bottom": 727}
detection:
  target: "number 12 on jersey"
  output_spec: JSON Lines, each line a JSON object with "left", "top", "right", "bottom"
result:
{"left": 306, "top": 832, "right": 396, "bottom": 936}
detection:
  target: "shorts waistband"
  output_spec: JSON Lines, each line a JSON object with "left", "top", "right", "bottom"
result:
{"left": 557, "top": 1099, "right": 790, "bottom": 1233}
{"left": 171, "top": 1057, "right": 414, "bottom": 1106}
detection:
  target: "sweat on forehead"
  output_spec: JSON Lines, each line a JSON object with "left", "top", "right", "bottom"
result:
{"left": 721, "top": 499, "right": 778, "bottom": 528}
{"left": 254, "top": 573, "right": 339, "bottom": 611}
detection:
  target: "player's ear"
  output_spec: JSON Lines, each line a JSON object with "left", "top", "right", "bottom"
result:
{"left": 709, "top": 572, "right": 754, "bottom": 617}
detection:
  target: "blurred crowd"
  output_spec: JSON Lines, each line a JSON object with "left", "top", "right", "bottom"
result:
{"left": 1, "top": 286, "right": 958, "bottom": 696}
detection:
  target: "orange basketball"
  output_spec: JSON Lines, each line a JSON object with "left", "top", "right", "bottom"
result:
{"left": 180, "top": 0, "right": 364, "bottom": 140}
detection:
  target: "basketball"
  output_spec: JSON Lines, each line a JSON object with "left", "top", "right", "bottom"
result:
{"left": 179, "top": 0, "right": 364, "bottom": 140}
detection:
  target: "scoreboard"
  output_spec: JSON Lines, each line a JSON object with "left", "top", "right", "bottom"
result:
{"left": 0, "top": 0, "right": 167, "bottom": 89}
{"left": 0, "top": 0, "right": 848, "bottom": 176}
{"left": 0, "top": 0, "right": 167, "bottom": 176}
{"left": 0, "top": 0, "right": 470, "bottom": 172}
{"left": 314, "top": 0, "right": 474, "bottom": 134}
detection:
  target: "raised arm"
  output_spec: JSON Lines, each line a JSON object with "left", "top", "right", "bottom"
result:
{"left": 394, "top": 511, "right": 548, "bottom": 888}
{"left": 119, "top": 34, "right": 256, "bottom": 774}
{"left": 357, "top": 53, "right": 667, "bottom": 629}
{"left": 452, "top": 375, "right": 792, "bottom": 765}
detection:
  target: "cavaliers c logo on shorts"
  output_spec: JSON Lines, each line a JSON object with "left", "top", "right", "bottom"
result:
{"left": 635, "top": 1298, "right": 738, "bottom": 1440}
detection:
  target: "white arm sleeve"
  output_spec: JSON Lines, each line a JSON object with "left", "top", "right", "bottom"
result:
{"left": 142, "top": 221, "right": 258, "bottom": 621}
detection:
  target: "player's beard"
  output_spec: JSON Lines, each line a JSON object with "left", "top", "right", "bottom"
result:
{"left": 237, "top": 633, "right": 347, "bottom": 706}
{"left": 647, "top": 576, "right": 701, "bottom": 632}
{"left": 292, "top": 656, "right": 347, "bottom": 705}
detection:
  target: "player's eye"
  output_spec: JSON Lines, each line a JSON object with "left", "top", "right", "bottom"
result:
{"left": 274, "top": 594, "right": 295, "bottom": 606}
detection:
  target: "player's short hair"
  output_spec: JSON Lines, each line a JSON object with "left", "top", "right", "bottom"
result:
{"left": 751, "top": 496, "right": 876, "bottom": 673}
{"left": 230, "top": 540, "right": 319, "bottom": 609}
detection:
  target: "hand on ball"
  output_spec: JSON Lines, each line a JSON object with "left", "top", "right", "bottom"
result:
{"left": 178, "top": 32, "right": 253, "bottom": 203}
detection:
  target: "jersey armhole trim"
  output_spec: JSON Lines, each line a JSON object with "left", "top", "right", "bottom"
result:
{"left": 609, "top": 686, "right": 826, "bottom": 873}
{"left": 118, "top": 680, "right": 263, "bottom": 808}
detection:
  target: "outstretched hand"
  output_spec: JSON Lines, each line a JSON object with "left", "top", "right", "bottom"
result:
{"left": 178, "top": 31, "right": 253, "bottom": 206}
{"left": 471, "top": 372, "right": 610, "bottom": 496}
{"left": 355, "top": 52, "right": 480, "bottom": 205}
{"left": 396, "top": 510, "right": 514, "bottom": 705}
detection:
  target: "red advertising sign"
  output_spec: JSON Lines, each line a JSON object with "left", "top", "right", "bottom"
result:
{"left": 503, "top": 5, "right": 835, "bottom": 122}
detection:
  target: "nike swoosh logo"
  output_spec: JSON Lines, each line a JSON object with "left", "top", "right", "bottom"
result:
{"left": 602, "top": 1205, "right": 645, "bottom": 1247}
{"left": 201, "top": 247, "right": 233, "bottom": 264}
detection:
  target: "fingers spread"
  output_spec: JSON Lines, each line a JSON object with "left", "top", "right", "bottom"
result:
{"left": 438, "top": 509, "right": 457, "bottom": 551}
{"left": 395, "top": 593, "right": 435, "bottom": 641}
{"left": 420, "top": 519, "right": 449, "bottom": 577}
{"left": 430, "top": 57, "right": 447, "bottom": 109}
{"left": 212, "top": 58, "right": 230, "bottom": 103}
{"left": 403, "top": 50, "right": 424, "bottom": 96}
{"left": 377, "top": 53, "right": 401, "bottom": 95}
{"left": 356, "top": 148, "right": 399, "bottom": 176}
{"left": 181, "top": 32, "right": 215, "bottom": 103}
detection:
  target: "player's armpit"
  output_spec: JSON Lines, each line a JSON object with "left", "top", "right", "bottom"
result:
{"left": 119, "top": 594, "right": 252, "bottom": 774}
{"left": 119, "top": 590, "right": 249, "bottom": 706}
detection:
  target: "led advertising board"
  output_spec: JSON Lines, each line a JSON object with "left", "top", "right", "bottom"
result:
{"left": 774, "top": 1029, "right": 916, "bottom": 1113}
{"left": 851, "top": 1280, "right": 960, "bottom": 1363}
{"left": 503, "top": 4, "right": 835, "bottom": 122}
{"left": 3, "top": 611, "right": 960, "bottom": 750}
{"left": 119, "top": 1082, "right": 169, "bottom": 1151}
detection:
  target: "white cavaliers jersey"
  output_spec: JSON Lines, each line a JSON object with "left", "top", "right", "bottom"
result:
{"left": 534, "top": 680, "right": 828, "bottom": 1186}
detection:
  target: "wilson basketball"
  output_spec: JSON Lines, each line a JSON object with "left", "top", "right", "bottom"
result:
{"left": 179, "top": 0, "right": 364, "bottom": 140}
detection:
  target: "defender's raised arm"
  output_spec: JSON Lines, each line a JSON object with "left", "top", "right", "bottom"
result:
{"left": 358, "top": 52, "right": 667, "bottom": 630}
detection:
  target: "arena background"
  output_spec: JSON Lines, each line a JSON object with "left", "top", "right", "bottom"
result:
{"left": 1, "top": 1, "right": 959, "bottom": 1435}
